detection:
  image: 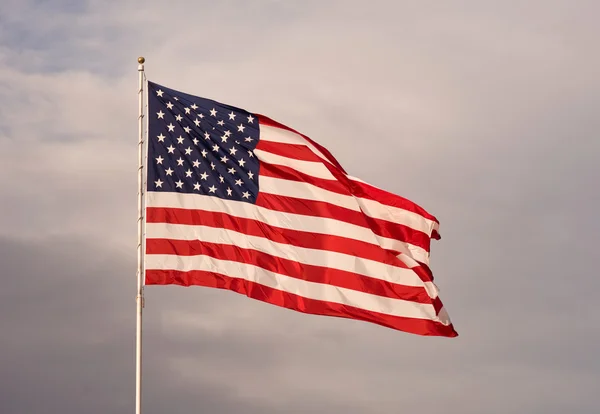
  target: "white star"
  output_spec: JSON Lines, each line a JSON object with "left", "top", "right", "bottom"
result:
{"left": 247, "top": 150, "right": 254, "bottom": 158}
{"left": 210, "top": 108, "right": 217, "bottom": 117}
{"left": 192, "top": 159, "right": 200, "bottom": 168}
{"left": 200, "top": 172, "right": 209, "bottom": 180}
{"left": 165, "top": 167, "right": 174, "bottom": 176}
{"left": 228, "top": 167, "right": 236, "bottom": 174}
{"left": 244, "top": 137, "right": 253, "bottom": 142}
{"left": 220, "top": 155, "right": 229, "bottom": 163}
{"left": 221, "top": 135, "right": 228, "bottom": 143}
{"left": 204, "top": 132, "right": 210, "bottom": 140}
{"left": 212, "top": 144, "right": 219, "bottom": 152}
{"left": 210, "top": 162, "right": 216, "bottom": 170}
{"left": 192, "top": 137, "right": 199, "bottom": 145}
{"left": 248, "top": 171, "right": 254, "bottom": 180}
{"left": 237, "top": 124, "right": 245, "bottom": 132}
{"left": 155, "top": 179, "right": 163, "bottom": 187}
{"left": 175, "top": 114, "right": 183, "bottom": 122}
{"left": 219, "top": 175, "right": 224, "bottom": 183}
{"left": 155, "top": 155, "right": 164, "bottom": 164}
{"left": 183, "top": 126, "right": 191, "bottom": 133}
{"left": 242, "top": 191, "right": 250, "bottom": 199}
{"left": 235, "top": 179, "right": 243, "bottom": 186}
{"left": 157, "top": 133, "right": 166, "bottom": 142}
{"left": 193, "top": 182, "right": 201, "bottom": 191}
{"left": 199, "top": 113, "right": 205, "bottom": 119}
{"left": 193, "top": 119, "right": 201, "bottom": 127}
{"left": 157, "top": 110, "right": 165, "bottom": 119}
{"left": 184, "top": 107, "right": 191, "bottom": 114}
{"left": 224, "top": 130, "right": 232, "bottom": 137}
{"left": 217, "top": 120, "right": 225, "bottom": 126}
{"left": 167, "top": 123, "right": 175, "bottom": 132}
{"left": 166, "top": 145, "right": 175, "bottom": 154}
{"left": 229, "top": 147, "right": 238, "bottom": 155}
{"left": 247, "top": 114, "right": 254, "bottom": 123}
{"left": 185, "top": 147, "right": 193, "bottom": 155}
{"left": 156, "top": 90, "right": 164, "bottom": 97}
{"left": 177, "top": 136, "right": 185, "bottom": 144}
{"left": 228, "top": 111, "right": 236, "bottom": 120}
{"left": 173, "top": 96, "right": 179, "bottom": 101}
{"left": 175, "top": 180, "right": 184, "bottom": 188}
{"left": 238, "top": 158, "right": 246, "bottom": 167}
{"left": 201, "top": 149, "right": 208, "bottom": 158}
{"left": 226, "top": 187, "right": 233, "bottom": 196}
{"left": 185, "top": 169, "right": 193, "bottom": 177}
{"left": 208, "top": 185, "right": 217, "bottom": 193}
{"left": 176, "top": 158, "right": 184, "bottom": 166}
{"left": 191, "top": 103, "right": 198, "bottom": 110}
{"left": 166, "top": 102, "right": 174, "bottom": 110}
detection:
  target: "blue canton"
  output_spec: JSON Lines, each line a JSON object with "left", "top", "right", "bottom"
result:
{"left": 147, "top": 81, "right": 260, "bottom": 203}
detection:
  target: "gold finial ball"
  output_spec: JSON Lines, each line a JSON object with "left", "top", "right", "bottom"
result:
{"left": 138, "top": 56, "right": 145, "bottom": 64}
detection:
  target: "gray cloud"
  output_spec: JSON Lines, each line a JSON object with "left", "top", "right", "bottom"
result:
{"left": 1, "top": 0, "right": 599, "bottom": 413}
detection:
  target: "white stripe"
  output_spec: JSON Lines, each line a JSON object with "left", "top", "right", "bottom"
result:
{"left": 146, "top": 222, "right": 425, "bottom": 288}
{"left": 259, "top": 124, "right": 335, "bottom": 168}
{"left": 255, "top": 149, "right": 334, "bottom": 180}
{"left": 145, "top": 254, "right": 438, "bottom": 321}
{"left": 147, "top": 191, "right": 430, "bottom": 264}
{"left": 347, "top": 175, "right": 367, "bottom": 183}
{"left": 347, "top": 177, "right": 438, "bottom": 236}
{"left": 259, "top": 176, "right": 358, "bottom": 212}
{"left": 356, "top": 197, "right": 437, "bottom": 238}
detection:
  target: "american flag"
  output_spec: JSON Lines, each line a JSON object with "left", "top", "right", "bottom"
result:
{"left": 144, "top": 81, "right": 457, "bottom": 337}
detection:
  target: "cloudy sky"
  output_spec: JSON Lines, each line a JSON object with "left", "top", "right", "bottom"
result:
{"left": 1, "top": 0, "right": 599, "bottom": 412}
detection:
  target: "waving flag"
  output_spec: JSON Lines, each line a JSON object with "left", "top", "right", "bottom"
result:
{"left": 144, "top": 81, "right": 457, "bottom": 337}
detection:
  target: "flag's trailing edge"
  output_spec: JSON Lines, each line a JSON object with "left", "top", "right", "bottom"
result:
{"left": 144, "top": 80, "right": 457, "bottom": 337}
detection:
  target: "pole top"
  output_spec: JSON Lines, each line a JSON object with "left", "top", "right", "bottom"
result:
{"left": 138, "top": 56, "right": 145, "bottom": 64}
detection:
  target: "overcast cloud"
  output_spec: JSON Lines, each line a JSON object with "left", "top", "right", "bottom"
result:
{"left": 0, "top": 1, "right": 599, "bottom": 413}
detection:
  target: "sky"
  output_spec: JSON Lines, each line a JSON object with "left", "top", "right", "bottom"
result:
{"left": 1, "top": 0, "right": 599, "bottom": 413}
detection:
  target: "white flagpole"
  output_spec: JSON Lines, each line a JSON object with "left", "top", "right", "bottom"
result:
{"left": 136, "top": 56, "right": 146, "bottom": 414}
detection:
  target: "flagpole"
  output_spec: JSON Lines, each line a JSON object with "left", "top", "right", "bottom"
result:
{"left": 136, "top": 56, "right": 146, "bottom": 414}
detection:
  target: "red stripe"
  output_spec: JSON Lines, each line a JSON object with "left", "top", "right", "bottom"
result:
{"left": 349, "top": 179, "right": 440, "bottom": 227}
{"left": 146, "top": 238, "right": 432, "bottom": 304}
{"left": 321, "top": 162, "right": 441, "bottom": 237}
{"left": 255, "top": 193, "right": 432, "bottom": 253}
{"left": 145, "top": 269, "right": 457, "bottom": 337}
{"left": 256, "top": 141, "right": 322, "bottom": 162}
{"left": 364, "top": 214, "right": 431, "bottom": 254}
{"left": 259, "top": 162, "right": 348, "bottom": 195}
{"left": 409, "top": 261, "right": 435, "bottom": 285}
{"left": 146, "top": 206, "right": 409, "bottom": 269}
